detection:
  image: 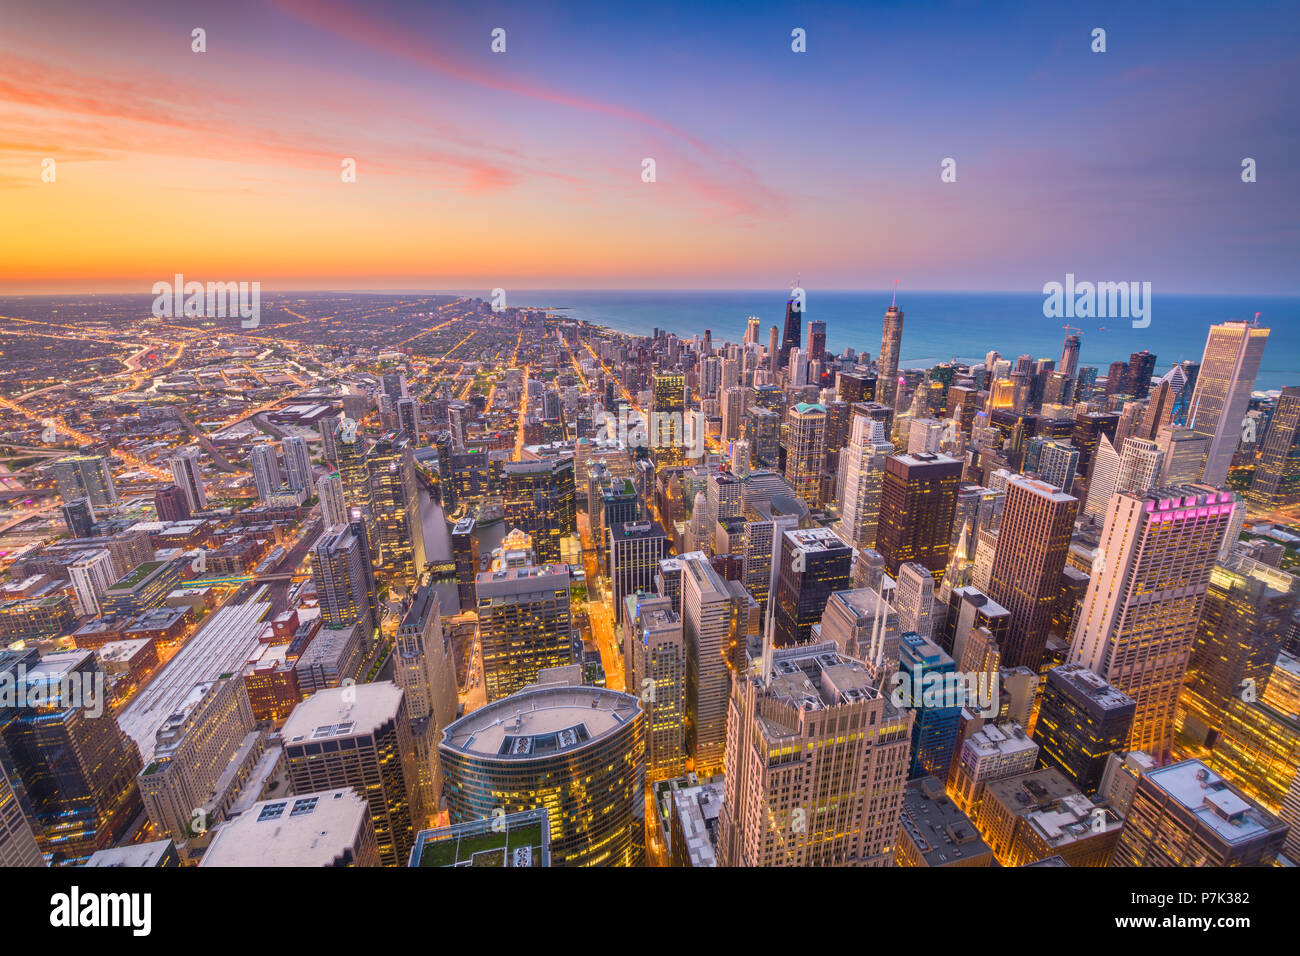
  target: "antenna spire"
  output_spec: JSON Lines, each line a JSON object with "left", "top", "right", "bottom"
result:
{"left": 891, "top": 278, "right": 899, "bottom": 308}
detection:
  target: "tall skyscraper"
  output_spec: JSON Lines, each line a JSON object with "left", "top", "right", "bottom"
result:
{"left": 500, "top": 458, "right": 576, "bottom": 565}
{"left": 50, "top": 455, "right": 118, "bottom": 509}
{"left": 395, "top": 396, "right": 421, "bottom": 444}
{"left": 60, "top": 497, "right": 95, "bottom": 538}
{"left": 897, "top": 632, "right": 963, "bottom": 780}
{"left": 0, "top": 649, "right": 143, "bottom": 864}
{"left": 836, "top": 415, "right": 896, "bottom": 550}
{"left": 680, "top": 553, "right": 732, "bottom": 773}
{"left": 778, "top": 288, "right": 802, "bottom": 370}
{"left": 877, "top": 452, "right": 962, "bottom": 581}
{"left": 168, "top": 446, "right": 207, "bottom": 512}
{"left": 477, "top": 564, "right": 573, "bottom": 702}
{"left": 1059, "top": 333, "right": 1081, "bottom": 380}
{"left": 394, "top": 584, "right": 459, "bottom": 816}
{"left": 316, "top": 472, "right": 348, "bottom": 528}
{"left": 773, "top": 527, "right": 852, "bottom": 647}
{"left": 627, "top": 595, "right": 687, "bottom": 782}
{"left": 1187, "top": 319, "right": 1269, "bottom": 487}
{"left": 719, "top": 641, "right": 913, "bottom": 866}
{"left": 439, "top": 685, "right": 646, "bottom": 867}
{"left": 651, "top": 371, "right": 687, "bottom": 469}
{"left": 334, "top": 417, "right": 371, "bottom": 514}
{"left": 250, "top": 443, "right": 283, "bottom": 502}
{"left": 783, "top": 402, "right": 826, "bottom": 508}
{"left": 368, "top": 434, "right": 425, "bottom": 589}
{"left": 311, "top": 521, "right": 380, "bottom": 651}
{"left": 894, "top": 561, "right": 936, "bottom": 640}
{"left": 806, "top": 319, "right": 827, "bottom": 362}
{"left": 281, "top": 682, "right": 423, "bottom": 867}
{"left": 1068, "top": 486, "right": 1235, "bottom": 760}
{"left": 875, "top": 302, "right": 904, "bottom": 409}
{"left": 282, "top": 435, "right": 313, "bottom": 492}
{"left": 1248, "top": 385, "right": 1300, "bottom": 506}
{"left": 1083, "top": 435, "right": 1160, "bottom": 521}
{"left": 768, "top": 325, "right": 779, "bottom": 375}
{"left": 609, "top": 520, "right": 667, "bottom": 629}
{"left": 987, "top": 474, "right": 1079, "bottom": 671}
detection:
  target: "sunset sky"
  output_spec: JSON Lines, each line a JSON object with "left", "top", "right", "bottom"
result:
{"left": 2, "top": 0, "right": 1297, "bottom": 293}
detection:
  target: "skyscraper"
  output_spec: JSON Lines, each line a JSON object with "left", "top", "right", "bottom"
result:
{"left": 877, "top": 452, "right": 962, "bottom": 581}
{"left": 0, "top": 649, "right": 143, "bottom": 864}
{"left": 0, "top": 762, "right": 43, "bottom": 867}
{"left": 311, "top": 521, "right": 380, "bottom": 651}
{"left": 1083, "top": 435, "right": 1160, "bottom": 521}
{"left": 778, "top": 288, "right": 802, "bottom": 370}
{"left": 896, "top": 632, "right": 963, "bottom": 780}
{"left": 60, "top": 497, "right": 95, "bottom": 538}
{"left": 875, "top": 302, "right": 904, "bottom": 409}
{"left": 439, "top": 685, "right": 646, "bottom": 867}
{"left": 719, "top": 641, "right": 913, "bottom": 866}
{"left": 680, "top": 553, "right": 731, "bottom": 773}
{"left": 477, "top": 564, "right": 573, "bottom": 702}
{"left": 168, "top": 446, "right": 207, "bottom": 513}
{"left": 368, "top": 434, "right": 425, "bottom": 589}
{"left": 282, "top": 435, "right": 313, "bottom": 492}
{"left": 250, "top": 443, "right": 283, "bottom": 502}
{"left": 282, "top": 682, "right": 424, "bottom": 867}
{"left": 627, "top": 595, "right": 687, "bottom": 782}
{"left": 153, "top": 484, "right": 189, "bottom": 523}
{"left": 609, "top": 520, "right": 667, "bottom": 629}
{"left": 1248, "top": 385, "right": 1300, "bottom": 506}
{"left": 783, "top": 402, "right": 826, "bottom": 508}
{"left": 1059, "top": 333, "right": 1081, "bottom": 380}
{"left": 894, "top": 561, "right": 936, "bottom": 640}
{"left": 394, "top": 584, "right": 459, "bottom": 815}
{"left": 1187, "top": 319, "right": 1269, "bottom": 487}
{"left": 50, "top": 455, "right": 118, "bottom": 510}
{"left": 651, "top": 371, "right": 687, "bottom": 469}
{"left": 836, "top": 415, "right": 896, "bottom": 550}
{"left": 773, "top": 527, "right": 852, "bottom": 647}
{"left": 1034, "top": 663, "right": 1135, "bottom": 796}
{"left": 1068, "top": 486, "right": 1235, "bottom": 760}
{"left": 987, "top": 474, "right": 1079, "bottom": 671}
{"left": 316, "top": 472, "right": 348, "bottom": 528}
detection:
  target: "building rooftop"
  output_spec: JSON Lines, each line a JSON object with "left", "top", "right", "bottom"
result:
{"left": 1144, "top": 760, "right": 1282, "bottom": 846}
{"left": 1048, "top": 663, "right": 1136, "bottom": 712}
{"left": 440, "top": 685, "right": 641, "bottom": 760}
{"left": 899, "top": 776, "right": 991, "bottom": 865}
{"left": 200, "top": 789, "right": 369, "bottom": 867}
{"left": 410, "top": 808, "right": 550, "bottom": 867}
{"left": 282, "top": 681, "right": 404, "bottom": 744}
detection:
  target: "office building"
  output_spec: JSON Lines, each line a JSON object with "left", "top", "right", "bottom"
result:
{"left": 1249, "top": 385, "right": 1300, "bottom": 506}
{"left": 202, "top": 788, "right": 379, "bottom": 867}
{"left": 836, "top": 415, "right": 895, "bottom": 550}
{"left": 627, "top": 595, "right": 687, "bottom": 781}
{"left": 61, "top": 497, "right": 95, "bottom": 538}
{"left": 409, "top": 808, "right": 551, "bottom": 867}
{"left": 500, "top": 458, "right": 576, "bottom": 564}
{"left": 477, "top": 564, "right": 573, "bottom": 702}
{"left": 282, "top": 682, "right": 424, "bottom": 867}
{"left": 1111, "top": 760, "right": 1287, "bottom": 867}
{"left": 1069, "top": 487, "right": 1235, "bottom": 760}
{"left": 895, "top": 775, "right": 993, "bottom": 867}
{"left": 719, "top": 642, "right": 913, "bottom": 866}
{"left": 609, "top": 520, "right": 667, "bottom": 629}
{"left": 1188, "top": 319, "right": 1270, "bottom": 487}
{"left": 51, "top": 455, "right": 118, "bottom": 510}
{"left": 987, "top": 474, "right": 1079, "bottom": 671}
{"left": 0, "top": 761, "right": 44, "bottom": 867}
{"left": 772, "top": 527, "right": 852, "bottom": 647}
{"left": 877, "top": 452, "right": 962, "bottom": 580}
{"left": 1034, "top": 663, "right": 1136, "bottom": 796}
{"left": 311, "top": 521, "right": 380, "bottom": 651}
{"left": 894, "top": 561, "right": 936, "bottom": 640}
{"left": 680, "top": 553, "right": 732, "bottom": 773}
{"left": 394, "top": 584, "right": 459, "bottom": 814}
{"left": 783, "top": 402, "right": 826, "bottom": 508}
{"left": 439, "top": 685, "right": 646, "bottom": 867}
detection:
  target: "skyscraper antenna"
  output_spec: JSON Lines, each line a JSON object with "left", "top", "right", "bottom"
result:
{"left": 891, "top": 278, "right": 899, "bottom": 308}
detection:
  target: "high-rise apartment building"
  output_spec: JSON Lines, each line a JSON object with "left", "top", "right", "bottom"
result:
{"left": 680, "top": 553, "right": 732, "bottom": 773}
{"left": 500, "top": 458, "right": 576, "bottom": 564}
{"left": 652, "top": 371, "right": 687, "bottom": 469}
{"left": 1248, "top": 385, "right": 1300, "bottom": 506}
{"left": 168, "top": 446, "right": 207, "bottom": 512}
{"left": 894, "top": 561, "right": 936, "bottom": 640}
{"left": 609, "top": 520, "right": 666, "bottom": 629}
{"left": 50, "top": 455, "right": 118, "bottom": 510}
{"left": 875, "top": 303, "right": 904, "bottom": 409}
{"left": 836, "top": 415, "right": 896, "bottom": 550}
{"left": 394, "top": 584, "right": 459, "bottom": 818}
{"left": 311, "top": 521, "right": 381, "bottom": 652}
{"left": 282, "top": 435, "right": 313, "bottom": 492}
{"left": 250, "top": 443, "right": 283, "bottom": 502}
{"left": 368, "top": 434, "right": 425, "bottom": 589}
{"left": 316, "top": 471, "right": 348, "bottom": 528}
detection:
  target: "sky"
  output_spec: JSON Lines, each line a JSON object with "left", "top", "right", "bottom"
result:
{"left": 1, "top": 0, "right": 1297, "bottom": 294}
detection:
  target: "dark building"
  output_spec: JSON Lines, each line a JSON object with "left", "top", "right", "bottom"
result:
{"left": 609, "top": 520, "right": 667, "bottom": 629}
{"left": 772, "top": 528, "right": 852, "bottom": 647}
{"left": 1124, "top": 350, "right": 1158, "bottom": 399}
{"left": 778, "top": 291, "right": 803, "bottom": 370}
{"left": 61, "top": 498, "right": 96, "bottom": 538}
{"left": 877, "top": 453, "right": 962, "bottom": 581}
{"left": 1071, "top": 410, "right": 1119, "bottom": 480}
{"left": 500, "top": 458, "right": 576, "bottom": 565}
{"left": 153, "top": 485, "right": 191, "bottom": 523}
{"left": 450, "top": 518, "right": 479, "bottom": 613}
{"left": 1034, "top": 663, "right": 1135, "bottom": 796}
